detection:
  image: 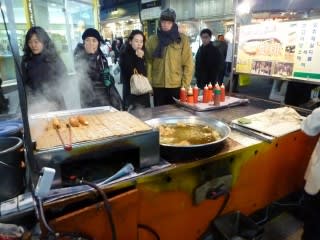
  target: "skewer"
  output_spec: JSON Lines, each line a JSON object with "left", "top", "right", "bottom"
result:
{"left": 55, "top": 124, "right": 72, "bottom": 151}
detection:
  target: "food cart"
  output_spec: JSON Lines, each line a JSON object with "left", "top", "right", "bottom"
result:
{"left": 25, "top": 98, "right": 316, "bottom": 240}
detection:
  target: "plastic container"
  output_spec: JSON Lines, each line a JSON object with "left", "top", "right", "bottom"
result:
{"left": 0, "top": 137, "right": 25, "bottom": 202}
{"left": 220, "top": 83, "right": 225, "bottom": 102}
{"left": 212, "top": 211, "right": 264, "bottom": 240}
{"left": 214, "top": 87, "right": 221, "bottom": 106}
{"left": 180, "top": 86, "right": 187, "bottom": 102}
{"left": 0, "top": 120, "right": 23, "bottom": 137}
{"left": 193, "top": 85, "right": 199, "bottom": 103}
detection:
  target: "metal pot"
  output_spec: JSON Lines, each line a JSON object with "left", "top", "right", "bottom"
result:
{"left": 145, "top": 116, "right": 230, "bottom": 161}
{"left": 0, "top": 137, "right": 25, "bottom": 202}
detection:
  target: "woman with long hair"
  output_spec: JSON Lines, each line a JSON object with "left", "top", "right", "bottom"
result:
{"left": 119, "top": 30, "right": 150, "bottom": 110}
{"left": 21, "top": 26, "right": 67, "bottom": 112}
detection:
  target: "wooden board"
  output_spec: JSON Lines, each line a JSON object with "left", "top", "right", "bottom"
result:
{"left": 30, "top": 111, "right": 152, "bottom": 150}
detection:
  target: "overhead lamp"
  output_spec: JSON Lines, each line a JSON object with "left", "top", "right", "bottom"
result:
{"left": 237, "top": 1, "right": 251, "bottom": 15}
{"left": 111, "top": 8, "right": 118, "bottom": 15}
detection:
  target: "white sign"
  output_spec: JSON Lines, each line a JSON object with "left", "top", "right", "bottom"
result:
{"left": 141, "top": 7, "right": 161, "bottom": 20}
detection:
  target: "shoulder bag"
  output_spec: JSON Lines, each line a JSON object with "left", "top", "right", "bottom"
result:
{"left": 130, "top": 68, "right": 153, "bottom": 95}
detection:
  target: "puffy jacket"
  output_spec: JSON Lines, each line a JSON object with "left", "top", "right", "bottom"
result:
{"left": 145, "top": 33, "right": 193, "bottom": 88}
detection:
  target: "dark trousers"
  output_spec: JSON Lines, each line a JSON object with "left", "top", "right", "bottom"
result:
{"left": 153, "top": 87, "right": 180, "bottom": 106}
{"left": 302, "top": 190, "right": 320, "bottom": 240}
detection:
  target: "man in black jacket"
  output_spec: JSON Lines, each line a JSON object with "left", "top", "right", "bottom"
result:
{"left": 195, "top": 29, "right": 224, "bottom": 89}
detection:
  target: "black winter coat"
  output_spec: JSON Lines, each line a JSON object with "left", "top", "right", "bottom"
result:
{"left": 119, "top": 45, "right": 150, "bottom": 110}
{"left": 195, "top": 42, "right": 224, "bottom": 89}
{"left": 21, "top": 53, "right": 67, "bottom": 111}
{"left": 74, "top": 44, "right": 122, "bottom": 110}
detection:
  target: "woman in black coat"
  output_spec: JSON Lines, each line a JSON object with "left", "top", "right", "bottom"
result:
{"left": 21, "top": 26, "right": 67, "bottom": 112}
{"left": 74, "top": 28, "right": 122, "bottom": 110}
{"left": 120, "top": 30, "right": 150, "bottom": 110}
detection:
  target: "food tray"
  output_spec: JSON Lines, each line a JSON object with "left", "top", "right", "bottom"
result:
{"left": 173, "top": 96, "right": 249, "bottom": 112}
{"left": 29, "top": 106, "right": 152, "bottom": 150}
{"left": 232, "top": 107, "right": 304, "bottom": 137}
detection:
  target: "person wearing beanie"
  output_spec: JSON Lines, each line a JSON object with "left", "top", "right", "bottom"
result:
{"left": 73, "top": 28, "right": 122, "bottom": 110}
{"left": 81, "top": 28, "right": 103, "bottom": 43}
{"left": 145, "top": 8, "right": 193, "bottom": 106}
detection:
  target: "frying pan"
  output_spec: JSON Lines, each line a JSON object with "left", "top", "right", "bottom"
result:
{"left": 145, "top": 116, "right": 230, "bottom": 161}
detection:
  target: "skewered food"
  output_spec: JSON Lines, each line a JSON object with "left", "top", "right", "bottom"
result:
{"left": 52, "top": 117, "right": 61, "bottom": 129}
{"left": 77, "top": 115, "right": 89, "bottom": 126}
{"left": 69, "top": 117, "right": 80, "bottom": 127}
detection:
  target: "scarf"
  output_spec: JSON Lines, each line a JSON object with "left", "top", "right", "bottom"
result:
{"left": 153, "top": 23, "right": 181, "bottom": 58}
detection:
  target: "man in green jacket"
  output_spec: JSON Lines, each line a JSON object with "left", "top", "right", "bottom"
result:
{"left": 145, "top": 8, "right": 194, "bottom": 106}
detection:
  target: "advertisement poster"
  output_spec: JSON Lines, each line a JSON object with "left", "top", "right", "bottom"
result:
{"left": 236, "top": 19, "right": 320, "bottom": 81}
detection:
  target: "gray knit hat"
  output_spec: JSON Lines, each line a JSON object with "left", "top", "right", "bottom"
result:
{"left": 160, "top": 8, "right": 176, "bottom": 22}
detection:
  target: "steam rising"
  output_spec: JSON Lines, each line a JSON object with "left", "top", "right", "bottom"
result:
{"left": 26, "top": 57, "right": 99, "bottom": 114}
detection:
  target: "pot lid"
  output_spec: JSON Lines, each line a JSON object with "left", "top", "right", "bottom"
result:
{"left": 0, "top": 120, "right": 23, "bottom": 136}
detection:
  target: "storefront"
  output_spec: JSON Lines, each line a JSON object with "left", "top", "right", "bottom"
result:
{"left": 0, "top": 0, "right": 97, "bottom": 84}
{"left": 100, "top": 1, "right": 142, "bottom": 40}
{"left": 0, "top": 0, "right": 98, "bottom": 116}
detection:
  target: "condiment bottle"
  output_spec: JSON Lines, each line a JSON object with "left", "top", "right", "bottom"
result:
{"left": 193, "top": 85, "right": 199, "bottom": 103}
{"left": 220, "top": 83, "right": 225, "bottom": 102}
{"left": 214, "top": 84, "right": 221, "bottom": 106}
{"left": 187, "top": 86, "right": 194, "bottom": 103}
{"left": 180, "top": 86, "right": 187, "bottom": 102}
{"left": 208, "top": 82, "right": 213, "bottom": 102}
{"left": 203, "top": 84, "right": 209, "bottom": 103}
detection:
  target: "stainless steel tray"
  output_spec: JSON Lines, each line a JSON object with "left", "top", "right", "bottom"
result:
{"left": 29, "top": 106, "right": 118, "bottom": 120}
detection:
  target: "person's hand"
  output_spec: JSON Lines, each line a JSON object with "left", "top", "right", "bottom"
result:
{"left": 102, "top": 68, "right": 114, "bottom": 87}
{"left": 136, "top": 49, "right": 144, "bottom": 58}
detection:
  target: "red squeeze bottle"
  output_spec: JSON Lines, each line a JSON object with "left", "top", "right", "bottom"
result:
{"left": 208, "top": 82, "right": 213, "bottom": 102}
{"left": 193, "top": 85, "right": 199, "bottom": 103}
{"left": 220, "top": 83, "right": 225, "bottom": 102}
{"left": 180, "top": 86, "right": 187, "bottom": 102}
{"left": 187, "top": 86, "right": 194, "bottom": 103}
{"left": 203, "top": 85, "right": 209, "bottom": 103}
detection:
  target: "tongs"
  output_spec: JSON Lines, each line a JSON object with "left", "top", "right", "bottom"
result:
{"left": 56, "top": 124, "right": 72, "bottom": 151}
{"left": 229, "top": 122, "right": 274, "bottom": 143}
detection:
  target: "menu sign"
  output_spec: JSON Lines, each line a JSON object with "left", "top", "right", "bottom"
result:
{"left": 236, "top": 19, "right": 320, "bottom": 82}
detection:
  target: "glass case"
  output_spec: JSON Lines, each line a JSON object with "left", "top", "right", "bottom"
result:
{"left": 0, "top": 0, "right": 96, "bottom": 117}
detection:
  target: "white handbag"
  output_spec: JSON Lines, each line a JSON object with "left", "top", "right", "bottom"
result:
{"left": 130, "top": 68, "right": 153, "bottom": 95}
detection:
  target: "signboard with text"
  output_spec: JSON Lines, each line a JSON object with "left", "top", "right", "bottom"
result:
{"left": 236, "top": 19, "right": 320, "bottom": 82}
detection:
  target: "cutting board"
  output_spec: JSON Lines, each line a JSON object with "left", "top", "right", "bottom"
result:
{"left": 232, "top": 107, "right": 304, "bottom": 137}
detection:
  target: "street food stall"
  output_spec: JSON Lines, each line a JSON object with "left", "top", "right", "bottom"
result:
{"left": 11, "top": 97, "right": 314, "bottom": 240}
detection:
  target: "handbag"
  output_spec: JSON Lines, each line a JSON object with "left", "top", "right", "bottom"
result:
{"left": 130, "top": 68, "right": 153, "bottom": 95}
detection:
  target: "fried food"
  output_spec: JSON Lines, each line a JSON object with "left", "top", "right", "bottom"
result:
{"left": 69, "top": 117, "right": 80, "bottom": 127}
{"left": 77, "top": 115, "right": 89, "bottom": 126}
{"left": 52, "top": 117, "right": 61, "bottom": 129}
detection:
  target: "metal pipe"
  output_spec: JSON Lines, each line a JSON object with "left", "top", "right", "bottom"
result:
{"left": 2, "top": 0, "right": 38, "bottom": 174}
{"left": 229, "top": 0, "right": 238, "bottom": 96}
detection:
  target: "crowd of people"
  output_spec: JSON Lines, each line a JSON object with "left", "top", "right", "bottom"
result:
{"left": 20, "top": 8, "right": 238, "bottom": 113}
{"left": 13, "top": 7, "right": 320, "bottom": 240}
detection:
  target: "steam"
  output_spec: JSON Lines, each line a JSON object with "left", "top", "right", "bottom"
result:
{"left": 26, "top": 57, "right": 102, "bottom": 114}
